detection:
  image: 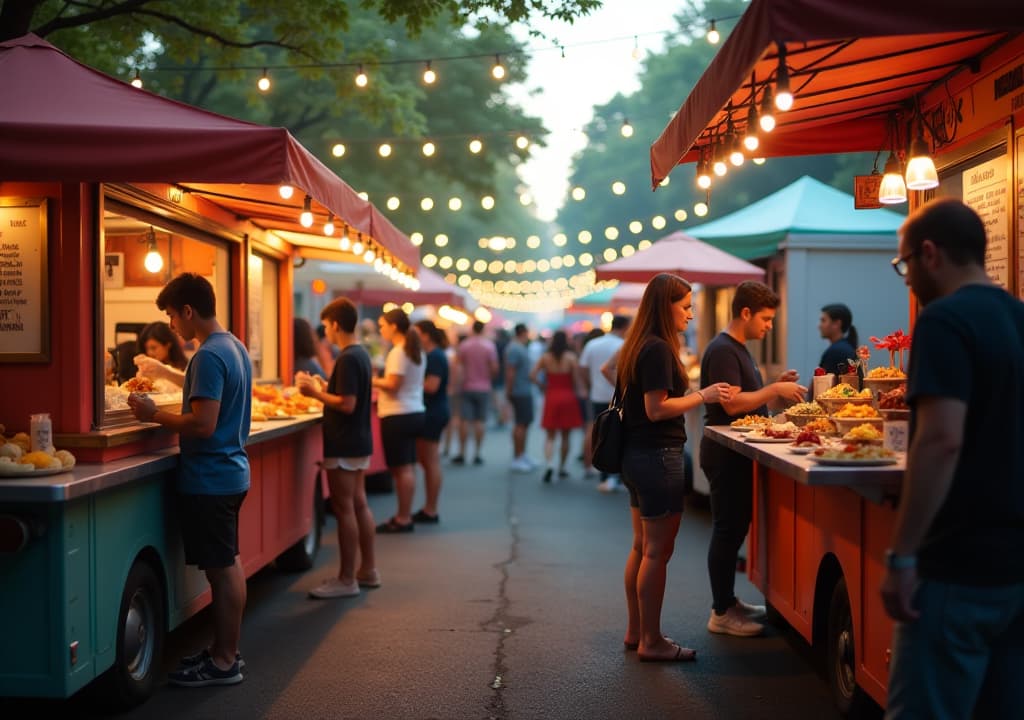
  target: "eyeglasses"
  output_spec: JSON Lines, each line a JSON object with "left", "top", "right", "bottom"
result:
{"left": 891, "top": 248, "right": 919, "bottom": 277}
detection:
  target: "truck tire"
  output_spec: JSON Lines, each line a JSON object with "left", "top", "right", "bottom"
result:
{"left": 827, "top": 578, "right": 869, "bottom": 716}
{"left": 275, "top": 478, "right": 324, "bottom": 572}
{"left": 94, "top": 559, "right": 165, "bottom": 709}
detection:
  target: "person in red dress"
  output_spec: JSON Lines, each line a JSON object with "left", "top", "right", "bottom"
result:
{"left": 530, "top": 330, "right": 583, "bottom": 482}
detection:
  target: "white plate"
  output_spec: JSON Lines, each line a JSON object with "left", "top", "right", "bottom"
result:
{"left": 811, "top": 456, "right": 898, "bottom": 466}
{"left": 263, "top": 415, "right": 297, "bottom": 421}
{"left": 787, "top": 445, "right": 818, "bottom": 454}
{"left": 731, "top": 426, "right": 755, "bottom": 433}
{"left": 0, "top": 464, "right": 72, "bottom": 478}
{"left": 745, "top": 435, "right": 794, "bottom": 443}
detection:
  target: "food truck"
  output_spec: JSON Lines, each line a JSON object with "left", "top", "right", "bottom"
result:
{"left": 0, "top": 35, "right": 415, "bottom": 707}
{"left": 648, "top": 2, "right": 1024, "bottom": 713}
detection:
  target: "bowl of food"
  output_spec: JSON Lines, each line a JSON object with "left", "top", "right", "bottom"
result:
{"left": 816, "top": 395, "right": 874, "bottom": 414}
{"left": 729, "top": 414, "right": 774, "bottom": 432}
{"left": 802, "top": 417, "right": 838, "bottom": 436}
{"left": 782, "top": 401, "right": 827, "bottom": 427}
{"left": 833, "top": 416, "right": 885, "bottom": 436}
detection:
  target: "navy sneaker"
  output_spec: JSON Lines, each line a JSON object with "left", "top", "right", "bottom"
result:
{"left": 169, "top": 657, "right": 243, "bottom": 687}
{"left": 179, "top": 648, "right": 245, "bottom": 671}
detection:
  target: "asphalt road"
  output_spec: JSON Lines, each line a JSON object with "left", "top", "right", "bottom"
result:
{"left": 2, "top": 421, "right": 882, "bottom": 720}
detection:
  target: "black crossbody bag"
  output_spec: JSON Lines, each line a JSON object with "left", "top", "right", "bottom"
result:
{"left": 591, "top": 385, "right": 626, "bottom": 474}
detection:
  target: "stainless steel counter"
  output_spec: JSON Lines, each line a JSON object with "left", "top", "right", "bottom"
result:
{"left": 0, "top": 413, "right": 322, "bottom": 504}
{"left": 704, "top": 426, "right": 903, "bottom": 504}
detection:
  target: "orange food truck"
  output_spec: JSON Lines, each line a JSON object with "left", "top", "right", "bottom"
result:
{"left": 0, "top": 35, "right": 410, "bottom": 707}
{"left": 649, "top": 2, "right": 1024, "bottom": 713}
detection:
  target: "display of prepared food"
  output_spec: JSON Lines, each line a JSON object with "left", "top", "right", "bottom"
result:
{"left": 0, "top": 424, "right": 76, "bottom": 476}
{"left": 730, "top": 414, "right": 773, "bottom": 428}
{"left": 878, "top": 385, "right": 909, "bottom": 410}
{"left": 814, "top": 443, "right": 895, "bottom": 460}
{"left": 802, "top": 417, "right": 838, "bottom": 435}
{"left": 840, "top": 423, "right": 884, "bottom": 443}
{"left": 865, "top": 366, "right": 906, "bottom": 379}
{"left": 819, "top": 382, "right": 873, "bottom": 400}
{"left": 785, "top": 401, "right": 826, "bottom": 416}
{"left": 833, "top": 403, "right": 880, "bottom": 419}
{"left": 251, "top": 383, "right": 323, "bottom": 421}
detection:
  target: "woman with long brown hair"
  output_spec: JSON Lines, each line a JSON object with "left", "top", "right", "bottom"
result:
{"left": 616, "top": 273, "right": 733, "bottom": 661}
{"left": 372, "top": 308, "right": 425, "bottom": 533}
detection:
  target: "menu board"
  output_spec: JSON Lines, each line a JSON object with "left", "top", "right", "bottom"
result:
{"left": 0, "top": 199, "right": 49, "bottom": 362}
{"left": 962, "top": 155, "right": 1009, "bottom": 288}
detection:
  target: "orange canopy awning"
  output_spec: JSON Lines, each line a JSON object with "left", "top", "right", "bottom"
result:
{"left": 650, "top": 0, "right": 1024, "bottom": 187}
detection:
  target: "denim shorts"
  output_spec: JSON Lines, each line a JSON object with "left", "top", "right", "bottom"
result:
{"left": 621, "top": 445, "right": 686, "bottom": 519}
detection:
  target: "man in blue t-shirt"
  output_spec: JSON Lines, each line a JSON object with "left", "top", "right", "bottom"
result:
{"left": 505, "top": 323, "right": 537, "bottom": 473}
{"left": 881, "top": 198, "right": 1024, "bottom": 719}
{"left": 128, "top": 272, "right": 252, "bottom": 688}
{"left": 700, "top": 281, "right": 806, "bottom": 638}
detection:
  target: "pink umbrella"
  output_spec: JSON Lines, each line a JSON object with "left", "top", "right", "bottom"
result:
{"left": 609, "top": 282, "right": 645, "bottom": 308}
{"left": 595, "top": 231, "right": 765, "bottom": 285}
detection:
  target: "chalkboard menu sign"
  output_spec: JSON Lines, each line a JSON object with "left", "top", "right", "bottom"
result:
{"left": 0, "top": 198, "right": 49, "bottom": 362}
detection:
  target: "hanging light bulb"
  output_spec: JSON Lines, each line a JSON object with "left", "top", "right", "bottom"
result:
{"left": 278, "top": 185, "right": 295, "bottom": 200}
{"left": 712, "top": 140, "right": 728, "bottom": 177}
{"left": 323, "top": 213, "right": 335, "bottom": 236}
{"left": 491, "top": 55, "right": 505, "bottom": 80}
{"left": 143, "top": 227, "right": 163, "bottom": 273}
{"left": 515, "top": 135, "right": 530, "bottom": 150}
{"left": 631, "top": 35, "right": 643, "bottom": 61}
{"left": 422, "top": 141, "right": 436, "bottom": 157}
{"left": 468, "top": 138, "right": 483, "bottom": 154}
{"left": 355, "top": 64, "right": 368, "bottom": 88}
{"left": 331, "top": 143, "right": 346, "bottom": 158}
{"left": 752, "top": 157, "right": 767, "bottom": 165}
{"left": 386, "top": 196, "right": 400, "bottom": 211}
{"left": 130, "top": 69, "right": 143, "bottom": 88}
{"left": 706, "top": 19, "right": 720, "bottom": 45}
{"left": 378, "top": 143, "right": 392, "bottom": 158}
{"left": 257, "top": 68, "right": 271, "bottom": 92}
{"left": 774, "top": 56, "right": 793, "bottom": 112}
{"left": 694, "top": 201, "right": 710, "bottom": 217}
{"left": 422, "top": 61, "right": 436, "bottom": 85}
{"left": 759, "top": 85, "right": 777, "bottom": 132}
{"left": 352, "top": 236, "right": 365, "bottom": 256}
{"left": 744, "top": 101, "right": 760, "bottom": 151}
{"left": 696, "top": 157, "right": 712, "bottom": 190}
{"left": 339, "top": 230, "right": 351, "bottom": 251}
{"left": 878, "top": 152, "right": 908, "bottom": 204}
{"left": 611, "top": 181, "right": 626, "bottom": 195}
{"left": 620, "top": 118, "right": 634, "bottom": 138}
{"left": 905, "top": 129, "right": 939, "bottom": 190}
{"left": 299, "top": 195, "right": 314, "bottom": 228}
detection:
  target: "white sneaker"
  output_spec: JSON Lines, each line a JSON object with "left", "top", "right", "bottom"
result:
{"left": 736, "top": 598, "right": 767, "bottom": 620}
{"left": 597, "top": 477, "right": 620, "bottom": 493}
{"left": 522, "top": 456, "right": 540, "bottom": 470}
{"left": 707, "top": 606, "right": 764, "bottom": 637}
{"left": 309, "top": 578, "right": 360, "bottom": 599}
{"left": 509, "top": 457, "right": 532, "bottom": 473}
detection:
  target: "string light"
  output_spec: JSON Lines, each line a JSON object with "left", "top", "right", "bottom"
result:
{"left": 448, "top": 197, "right": 462, "bottom": 211}
{"left": 620, "top": 118, "right": 634, "bottom": 138}
{"left": 422, "top": 61, "right": 436, "bottom": 85}
{"left": 299, "top": 195, "right": 314, "bottom": 228}
{"left": 571, "top": 187, "right": 586, "bottom": 201}
{"left": 130, "top": 69, "right": 143, "bottom": 88}
{"left": 331, "top": 143, "right": 346, "bottom": 158}
{"left": 257, "top": 68, "right": 271, "bottom": 92}
{"left": 323, "top": 213, "right": 335, "bottom": 236}
{"left": 759, "top": 85, "right": 776, "bottom": 132}
{"left": 706, "top": 19, "right": 720, "bottom": 45}
{"left": 481, "top": 196, "right": 495, "bottom": 210}
{"left": 694, "top": 201, "right": 709, "bottom": 217}
{"left": 355, "top": 64, "right": 368, "bottom": 87}
{"left": 422, "top": 141, "right": 436, "bottom": 157}
{"left": 386, "top": 196, "right": 400, "bottom": 210}
{"left": 420, "top": 197, "right": 434, "bottom": 211}
{"left": 631, "top": 35, "right": 643, "bottom": 61}
{"left": 611, "top": 181, "right": 626, "bottom": 195}
{"left": 774, "top": 47, "right": 793, "bottom": 112}
{"left": 491, "top": 55, "right": 506, "bottom": 80}
{"left": 378, "top": 143, "right": 392, "bottom": 157}
{"left": 468, "top": 138, "right": 483, "bottom": 154}
{"left": 278, "top": 185, "right": 295, "bottom": 200}
{"left": 515, "top": 135, "right": 530, "bottom": 149}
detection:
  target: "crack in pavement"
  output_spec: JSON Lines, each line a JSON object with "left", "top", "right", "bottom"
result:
{"left": 481, "top": 471, "right": 522, "bottom": 720}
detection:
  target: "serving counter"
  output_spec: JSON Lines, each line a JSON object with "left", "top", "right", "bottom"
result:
{"left": 704, "top": 426, "right": 901, "bottom": 711}
{"left": 0, "top": 415, "right": 325, "bottom": 705}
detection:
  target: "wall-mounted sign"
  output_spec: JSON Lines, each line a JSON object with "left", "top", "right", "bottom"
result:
{"left": 962, "top": 155, "right": 1009, "bottom": 289}
{"left": 0, "top": 198, "right": 49, "bottom": 362}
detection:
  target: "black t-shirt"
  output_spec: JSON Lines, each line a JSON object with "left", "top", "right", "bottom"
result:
{"left": 622, "top": 336, "right": 688, "bottom": 449}
{"left": 423, "top": 347, "right": 450, "bottom": 420}
{"left": 701, "top": 332, "right": 767, "bottom": 426}
{"left": 323, "top": 344, "right": 373, "bottom": 458}
{"left": 908, "top": 284, "right": 1024, "bottom": 585}
{"left": 819, "top": 337, "right": 856, "bottom": 376}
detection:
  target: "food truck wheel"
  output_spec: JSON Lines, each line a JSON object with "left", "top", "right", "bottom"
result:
{"left": 826, "top": 578, "right": 868, "bottom": 716}
{"left": 95, "top": 560, "right": 166, "bottom": 709}
{"left": 276, "top": 479, "right": 324, "bottom": 572}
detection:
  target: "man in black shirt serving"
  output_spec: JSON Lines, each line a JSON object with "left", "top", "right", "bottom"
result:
{"left": 881, "top": 198, "right": 1024, "bottom": 719}
{"left": 700, "top": 281, "right": 807, "bottom": 637}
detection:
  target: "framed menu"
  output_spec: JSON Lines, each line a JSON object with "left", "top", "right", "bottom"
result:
{"left": 962, "top": 155, "right": 1010, "bottom": 288}
{"left": 0, "top": 198, "right": 49, "bottom": 362}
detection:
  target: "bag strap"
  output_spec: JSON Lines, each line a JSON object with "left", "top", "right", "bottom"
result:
{"left": 610, "top": 378, "right": 627, "bottom": 410}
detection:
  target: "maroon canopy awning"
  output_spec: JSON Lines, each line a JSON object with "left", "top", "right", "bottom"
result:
{"left": 0, "top": 34, "right": 417, "bottom": 271}
{"left": 650, "top": 0, "right": 1023, "bottom": 188}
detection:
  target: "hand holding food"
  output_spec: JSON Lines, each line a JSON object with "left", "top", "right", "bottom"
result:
{"left": 133, "top": 354, "right": 170, "bottom": 380}
{"left": 776, "top": 381, "right": 809, "bottom": 403}
{"left": 127, "top": 391, "right": 158, "bottom": 422}
{"left": 700, "top": 382, "right": 734, "bottom": 404}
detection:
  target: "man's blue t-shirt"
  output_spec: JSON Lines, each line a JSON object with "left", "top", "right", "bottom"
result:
{"left": 505, "top": 341, "right": 532, "bottom": 397}
{"left": 179, "top": 331, "right": 252, "bottom": 495}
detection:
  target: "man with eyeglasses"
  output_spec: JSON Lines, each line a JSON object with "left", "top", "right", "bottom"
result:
{"left": 880, "top": 198, "right": 1024, "bottom": 719}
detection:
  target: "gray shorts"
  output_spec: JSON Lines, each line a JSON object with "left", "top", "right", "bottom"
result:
{"left": 461, "top": 391, "right": 490, "bottom": 422}
{"left": 509, "top": 394, "right": 534, "bottom": 426}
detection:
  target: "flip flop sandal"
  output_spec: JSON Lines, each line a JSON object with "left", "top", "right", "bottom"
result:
{"left": 624, "top": 636, "right": 674, "bottom": 651}
{"left": 638, "top": 643, "right": 697, "bottom": 662}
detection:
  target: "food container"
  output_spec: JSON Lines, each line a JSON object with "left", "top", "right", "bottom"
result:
{"left": 812, "top": 373, "right": 835, "bottom": 399}
{"left": 832, "top": 416, "right": 885, "bottom": 435}
{"left": 862, "top": 377, "right": 907, "bottom": 401}
{"left": 879, "top": 408, "right": 910, "bottom": 421}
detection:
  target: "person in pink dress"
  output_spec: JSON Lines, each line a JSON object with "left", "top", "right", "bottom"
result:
{"left": 530, "top": 330, "right": 583, "bottom": 482}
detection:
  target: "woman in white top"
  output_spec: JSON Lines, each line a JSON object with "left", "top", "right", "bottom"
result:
{"left": 371, "top": 308, "right": 426, "bottom": 533}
